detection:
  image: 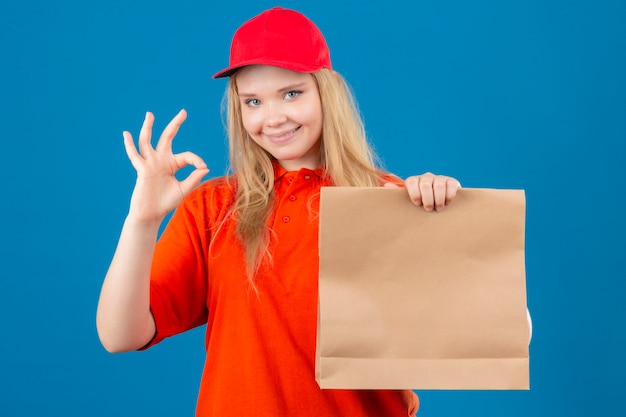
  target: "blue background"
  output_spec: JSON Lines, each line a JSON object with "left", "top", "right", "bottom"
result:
{"left": 1, "top": 0, "right": 625, "bottom": 415}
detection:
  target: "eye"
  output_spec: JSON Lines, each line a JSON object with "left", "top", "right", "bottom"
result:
{"left": 245, "top": 98, "right": 261, "bottom": 107}
{"left": 284, "top": 90, "right": 302, "bottom": 99}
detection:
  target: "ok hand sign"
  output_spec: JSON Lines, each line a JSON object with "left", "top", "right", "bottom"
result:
{"left": 123, "top": 110, "right": 209, "bottom": 224}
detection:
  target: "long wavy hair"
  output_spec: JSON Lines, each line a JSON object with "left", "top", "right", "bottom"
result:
{"left": 224, "top": 68, "right": 385, "bottom": 281}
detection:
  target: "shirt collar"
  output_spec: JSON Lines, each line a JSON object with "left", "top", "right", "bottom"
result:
{"left": 272, "top": 160, "right": 325, "bottom": 182}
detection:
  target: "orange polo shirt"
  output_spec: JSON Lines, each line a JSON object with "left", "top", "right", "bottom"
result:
{"left": 146, "top": 163, "right": 419, "bottom": 416}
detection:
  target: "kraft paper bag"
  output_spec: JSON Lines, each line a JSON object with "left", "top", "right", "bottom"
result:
{"left": 316, "top": 187, "right": 529, "bottom": 390}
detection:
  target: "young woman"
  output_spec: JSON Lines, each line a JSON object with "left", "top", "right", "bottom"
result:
{"left": 96, "top": 7, "right": 460, "bottom": 416}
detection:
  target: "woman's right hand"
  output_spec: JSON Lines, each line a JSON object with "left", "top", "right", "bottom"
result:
{"left": 123, "top": 110, "right": 209, "bottom": 224}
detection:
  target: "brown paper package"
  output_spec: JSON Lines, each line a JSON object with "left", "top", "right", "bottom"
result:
{"left": 316, "top": 187, "right": 529, "bottom": 390}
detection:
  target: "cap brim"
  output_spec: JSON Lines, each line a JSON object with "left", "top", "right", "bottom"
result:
{"left": 212, "top": 66, "right": 242, "bottom": 79}
{"left": 213, "top": 60, "right": 327, "bottom": 79}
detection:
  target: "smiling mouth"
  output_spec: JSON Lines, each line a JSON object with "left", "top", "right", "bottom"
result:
{"left": 264, "top": 126, "right": 301, "bottom": 143}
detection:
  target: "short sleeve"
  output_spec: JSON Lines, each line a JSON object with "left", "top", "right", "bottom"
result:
{"left": 141, "top": 188, "right": 210, "bottom": 348}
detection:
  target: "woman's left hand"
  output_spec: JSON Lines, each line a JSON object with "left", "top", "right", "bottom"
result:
{"left": 385, "top": 173, "right": 461, "bottom": 212}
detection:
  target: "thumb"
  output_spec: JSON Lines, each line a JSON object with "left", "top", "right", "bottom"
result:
{"left": 179, "top": 167, "right": 210, "bottom": 197}
{"left": 383, "top": 182, "right": 401, "bottom": 188}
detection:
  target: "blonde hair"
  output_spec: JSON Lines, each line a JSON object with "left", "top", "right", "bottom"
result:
{"left": 225, "top": 68, "right": 385, "bottom": 280}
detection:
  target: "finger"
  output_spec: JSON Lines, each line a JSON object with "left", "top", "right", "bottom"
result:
{"left": 433, "top": 176, "right": 448, "bottom": 212}
{"left": 138, "top": 112, "right": 155, "bottom": 157}
{"left": 172, "top": 151, "right": 209, "bottom": 196}
{"left": 173, "top": 151, "right": 208, "bottom": 171}
{"left": 122, "top": 131, "right": 143, "bottom": 171}
{"left": 418, "top": 174, "right": 435, "bottom": 212}
{"left": 156, "top": 109, "right": 187, "bottom": 153}
{"left": 445, "top": 178, "right": 461, "bottom": 205}
{"left": 405, "top": 176, "right": 422, "bottom": 206}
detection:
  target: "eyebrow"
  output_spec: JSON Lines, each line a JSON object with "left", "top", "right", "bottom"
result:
{"left": 238, "top": 81, "right": 308, "bottom": 98}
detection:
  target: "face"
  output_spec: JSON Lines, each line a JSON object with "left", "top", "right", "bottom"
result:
{"left": 235, "top": 65, "right": 323, "bottom": 171}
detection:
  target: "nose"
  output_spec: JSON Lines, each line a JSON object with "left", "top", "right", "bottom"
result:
{"left": 265, "top": 101, "right": 287, "bottom": 127}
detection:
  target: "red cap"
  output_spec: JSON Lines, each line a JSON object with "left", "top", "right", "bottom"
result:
{"left": 213, "top": 7, "right": 332, "bottom": 78}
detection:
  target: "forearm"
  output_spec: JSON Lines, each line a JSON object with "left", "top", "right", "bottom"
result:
{"left": 96, "top": 217, "right": 160, "bottom": 353}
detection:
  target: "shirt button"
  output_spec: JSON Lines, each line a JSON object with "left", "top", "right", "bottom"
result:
{"left": 282, "top": 216, "right": 290, "bottom": 223}
{"left": 288, "top": 177, "right": 295, "bottom": 184}
{"left": 304, "top": 175, "right": 311, "bottom": 180}
{"left": 289, "top": 195, "right": 297, "bottom": 201}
